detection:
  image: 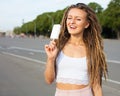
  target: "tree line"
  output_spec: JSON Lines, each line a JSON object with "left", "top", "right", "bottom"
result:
{"left": 14, "top": 0, "right": 120, "bottom": 39}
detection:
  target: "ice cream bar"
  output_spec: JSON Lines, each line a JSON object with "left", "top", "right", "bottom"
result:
{"left": 50, "top": 24, "right": 61, "bottom": 39}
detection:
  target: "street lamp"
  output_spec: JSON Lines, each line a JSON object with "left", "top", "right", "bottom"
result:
{"left": 46, "top": 14, "right": 54, "bottom": 27}
{"left": 34, "top": 22, "right": 36, "bottom": 38}
{"left": 22, "top": 19, "right": 27, "bottom": 36}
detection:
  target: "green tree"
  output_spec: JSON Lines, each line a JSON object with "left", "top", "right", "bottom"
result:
{"left": 88, "top": 2, "right": 103, "bottom": 14}
{"left": 13, "top": 8, "right": 65, "bottom": 37}
{"left": 36, "top": 12, "right": 52, "bottom": 36}
{"left": 88, "top": 2, "right": 104, "bottom": 30}
{"left": 53, "top": 9, "right": 64, "bottom": 24}
{"left": 102, "top": 0, "right": 120, "bottom": 39}
{"left": 13, "top": 26, "right": 21, "bottom": 35}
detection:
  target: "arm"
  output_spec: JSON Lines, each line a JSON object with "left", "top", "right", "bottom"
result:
{"left": 44, "top": 58, "right": 56, "bottom": 84}
{"left": 92, "top": 83, "right": 103, "bottom": 96}
{"left": 44, "top": 40, "right": 58, "bottom": 84}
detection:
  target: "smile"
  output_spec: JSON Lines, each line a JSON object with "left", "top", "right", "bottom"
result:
{"left": 70, "top": 25, "right": 77, "bottom": 29}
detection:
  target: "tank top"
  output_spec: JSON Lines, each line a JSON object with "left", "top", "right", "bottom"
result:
{"left": 56, "top": 51, "right": 89, "bottom": 85}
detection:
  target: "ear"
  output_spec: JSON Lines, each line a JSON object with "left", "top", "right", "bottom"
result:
{"left": 85, "top": 22, "right": 89, "bottom": 28}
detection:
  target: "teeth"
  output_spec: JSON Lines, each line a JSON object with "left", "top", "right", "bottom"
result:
{"left": 70, "top": 26, "right": 76, "bottom": 28}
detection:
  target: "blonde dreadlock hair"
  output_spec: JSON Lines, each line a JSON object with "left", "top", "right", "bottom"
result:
{"left": 56, "top": 3, "right": 108, "bottom": 87}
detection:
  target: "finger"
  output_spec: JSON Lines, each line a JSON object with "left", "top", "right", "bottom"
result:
{"left": 45, "top": 45, "right": 50, "bottom": 51}
{"left": 45, "top": 44, "right": 54, "bottom": 52}
{"left": 50, "top": 40, "right": 56, "bottom": 45}
{"left": 45, "top": 44, "right": 49, "bottom": 49}
{"left": 48, "top": 45, "right": 55, "bottom": 51}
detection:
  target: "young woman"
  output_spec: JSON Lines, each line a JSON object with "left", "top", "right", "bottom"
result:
{"left": 44, "top": 3, "right": 108, "bottom": 96}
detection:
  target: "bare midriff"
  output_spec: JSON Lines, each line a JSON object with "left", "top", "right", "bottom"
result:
{"left": 57, "top": 83, "right": 88, "bottom": 90}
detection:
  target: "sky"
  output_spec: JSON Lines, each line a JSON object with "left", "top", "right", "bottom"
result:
{"left": 0, "top": 0, "right": 111, "bottom": 31}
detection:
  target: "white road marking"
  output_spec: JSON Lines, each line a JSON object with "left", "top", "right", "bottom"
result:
{"left": 2, "top": 51, "right": 120, "bottom": 85}
{"left": 107, "top": 60, "right": 120, "bottom": 64}
{"left": 2, "top": 51, "right": 46, "bottom": 64}
{"left": 102, "top": 78, "right": 120, "bottom": 85}
{"left": 8, "top": 46, "right": 45, "bottom": 53}
{"left": 7, "top": 46, "right": 120, "bottom": 64}
{"left": 29, "top": 52, "right": 34, "bottom": 55}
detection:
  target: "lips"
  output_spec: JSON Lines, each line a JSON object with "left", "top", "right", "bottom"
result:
{"left": 70, "top": 25, "right": 77, "bottom": 29}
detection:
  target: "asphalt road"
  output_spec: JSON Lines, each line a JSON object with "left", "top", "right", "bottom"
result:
{"left": 0, "top": 37, "right": 120, "bottom": 96}
{"left": 0, "top": 51, "right": 55, "bottom": 96}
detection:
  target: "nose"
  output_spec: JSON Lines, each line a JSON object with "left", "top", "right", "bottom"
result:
{"left": 70, "top": 19, "right": 75, "bottom": 24}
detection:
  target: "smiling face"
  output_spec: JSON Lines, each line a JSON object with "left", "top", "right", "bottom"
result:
{"left": 66, "top": 8, "right": 89, "bottom": 36}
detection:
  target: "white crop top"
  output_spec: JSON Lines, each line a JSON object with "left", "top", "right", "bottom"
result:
{"left": 56, "top": 51, "right": 89, "bottom": 85}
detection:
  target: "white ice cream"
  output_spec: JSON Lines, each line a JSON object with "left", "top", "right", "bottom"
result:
{"left": 50, "top": 24, "right": 61, "bottom": 39}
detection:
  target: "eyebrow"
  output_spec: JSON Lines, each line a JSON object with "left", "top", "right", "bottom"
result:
{"left": 67, "top": 15, "right": 83, "bottom": 19}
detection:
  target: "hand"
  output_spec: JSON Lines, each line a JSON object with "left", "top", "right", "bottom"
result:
{"left": 44, "top": 40, "right": 58, "bottom": 60}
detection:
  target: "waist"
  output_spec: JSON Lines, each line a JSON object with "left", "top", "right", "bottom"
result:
{"left": 57, "top": 83, "right": 88, "bottom": 90}
{"left": 56, "top": 77, "right": 89, "bottom": 85}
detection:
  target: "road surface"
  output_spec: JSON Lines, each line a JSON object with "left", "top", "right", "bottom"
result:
{"left": 0, "top": 37, "right": 120, "bottom": 96}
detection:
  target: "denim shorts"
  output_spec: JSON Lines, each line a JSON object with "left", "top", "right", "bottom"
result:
{"left": 55, "top": 86, "right": 93, "bottom": 96}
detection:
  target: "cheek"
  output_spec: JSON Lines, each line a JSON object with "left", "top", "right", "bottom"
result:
{"left": 66, "top": 20, "right": 70, "bottom": 25}
{"left": 66, "top": 21, "right": 70, "bottom": 29}
{"left": 77, "top": 21, "right": 87, "bottom": 28}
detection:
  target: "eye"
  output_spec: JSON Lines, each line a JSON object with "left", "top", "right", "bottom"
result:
{"left": 67, "top": 18, "right": 72, "bottom": 20}
{"left": 67, "top": 17, "right": 72, "bottom": 20}
{"left": 76, "top": 18, "right": 81, "bottom": 21}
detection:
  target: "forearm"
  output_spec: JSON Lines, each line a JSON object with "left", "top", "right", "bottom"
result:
{"left": 44, "top": 58, "right": 56, "bottom": 84}
{"left": 92, "top": 85, "right": 103, "bottom": 96}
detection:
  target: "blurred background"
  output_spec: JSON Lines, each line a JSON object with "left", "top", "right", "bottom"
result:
{"left": 0, "top": 0, "right": 120, "bottom": 96}
{"left": 0, "top": 0, "right": 120, "bottom": 39}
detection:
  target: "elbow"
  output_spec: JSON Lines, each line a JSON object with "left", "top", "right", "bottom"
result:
{"left": 45, "top": 79, "right": 53, "bottom": 84}
{"left": 44, "top": 72, "right": 55, "bottom": 84}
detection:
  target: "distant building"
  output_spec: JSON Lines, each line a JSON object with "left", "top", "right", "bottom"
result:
{"left": 0, "top": 30, "right": 6, "bottom": 37}
{"left": 5, "top": 30, "right": 15, "bottom": 38}
{"left": 0, "top": 30, "right": 14, "bottom": 38}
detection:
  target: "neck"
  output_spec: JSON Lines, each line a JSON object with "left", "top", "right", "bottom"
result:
{"left": 68, "top": 35, "right": 84, "bottom": 46}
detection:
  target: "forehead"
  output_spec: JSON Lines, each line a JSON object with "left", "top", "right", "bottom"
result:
{"left": 67, "top": 8, "right": 87, "bottom": 18}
